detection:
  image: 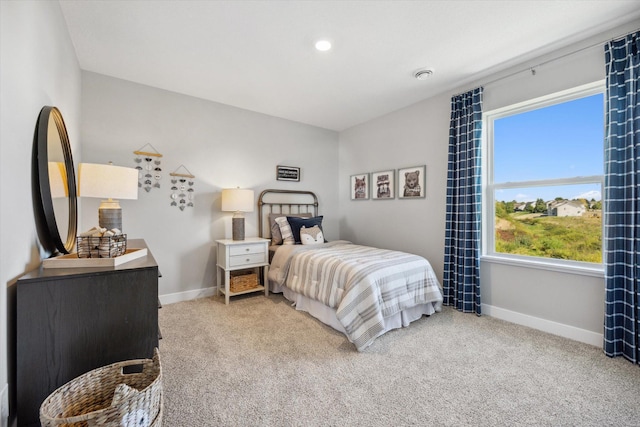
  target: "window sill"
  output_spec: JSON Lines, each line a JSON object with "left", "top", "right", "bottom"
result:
{"left": 481, "top": 254, "right": 604, "bottom": 278}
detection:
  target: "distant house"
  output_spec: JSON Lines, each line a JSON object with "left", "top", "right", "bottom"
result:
{"left": 548, "top": 200, "right": 585, "bottom": 217}
{"left": 546, "top": 200, "right": 563, "bottom": 214}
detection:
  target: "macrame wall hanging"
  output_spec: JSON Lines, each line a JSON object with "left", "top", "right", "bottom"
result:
{"left": 133, "top": 144, "right": 163, "bottom": 192}
{"left": 169, "top": 165, "right": 195, "bottom": 211}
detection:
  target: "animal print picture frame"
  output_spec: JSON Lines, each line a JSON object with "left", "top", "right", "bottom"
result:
{"left": 371, "top": 170, "right": 395, "bottom": 200}
{"left": 350, "top": 173, "right": 370, "bottom": 200}
{"left": 398, "top": 165, "right": 426, "bottom": 199}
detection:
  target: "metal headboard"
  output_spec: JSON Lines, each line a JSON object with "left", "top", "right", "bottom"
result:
{"left": 258, "top": 189, "right": 319, "bottom": 239}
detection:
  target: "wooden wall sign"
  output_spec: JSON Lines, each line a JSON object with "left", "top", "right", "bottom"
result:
{"left": 276, "top": 165, "right": 300, "bottom": 182}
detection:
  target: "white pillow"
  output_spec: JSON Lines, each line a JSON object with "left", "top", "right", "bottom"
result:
{"left": 275, "top": 217, "right": 295, "bottom": 245}
{"left": 300, "top": 225, "right": 324, "bottom": 245}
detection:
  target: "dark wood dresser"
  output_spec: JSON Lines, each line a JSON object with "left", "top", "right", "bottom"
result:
{"left": 15, "top": 239, "right": 159, "bottom": 427}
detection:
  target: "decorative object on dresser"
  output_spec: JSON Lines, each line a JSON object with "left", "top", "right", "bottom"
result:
{"left": 16, "top": 239, "right": 160, "bottom": 427}
{"left": 32, "top": 106, "right": 77, "bottom": 255}
{"left": 78, "top": 162, "right": 139, "bottom": 231}
{"left": 76, "top": 226, "right": 127, "bottom": 258}
{"left": 216, "top": 238, "right": 269, "bottom": 304}
{"left": 42, "top": 245, "right": 149, "bottom": 268}
{"left": 221, "top": 187, "right": 255, "bottom": 240}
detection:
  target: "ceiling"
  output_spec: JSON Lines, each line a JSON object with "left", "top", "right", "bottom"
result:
{"left": 59, "top": 1, "right": 640, "bottom": 131}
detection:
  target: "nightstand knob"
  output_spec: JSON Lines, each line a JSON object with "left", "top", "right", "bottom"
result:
{"left": 246, "top": 258, "right": 250, "bottom": 262}
{"left": 245, "top": 248, "right": 250, "bottom": 252}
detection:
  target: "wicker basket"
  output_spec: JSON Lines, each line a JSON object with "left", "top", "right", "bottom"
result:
{"left": 230, "top": 270, "right": 259, "bottom": 293}
{"left": 40, "top": 348, "right": 162, "bottom": 427}
{"left": 76, "top": 235, "right": 127, "bottom": 259}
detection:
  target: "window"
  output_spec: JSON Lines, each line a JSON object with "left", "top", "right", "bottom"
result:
{"left": 483, "top": 82, "right": 604, "bottom": 272}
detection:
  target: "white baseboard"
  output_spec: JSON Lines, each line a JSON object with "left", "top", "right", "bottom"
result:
{"left": 1, "top": 383, "right": 8, "bottom": 427}
{"left": 482, "top": 304, "right": 603, "bottom": 347}
{"left": 157, "top": 291, "right": 604, "bottom": 346}
{"left": 159, "top": 286, "right": 216, "bottom": 305}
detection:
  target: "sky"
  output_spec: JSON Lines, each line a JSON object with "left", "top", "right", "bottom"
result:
{"left": 493, "top": 92, "right": 604, "bottom": 202}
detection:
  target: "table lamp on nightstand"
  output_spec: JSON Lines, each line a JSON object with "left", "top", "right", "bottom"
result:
{"left": 221, "top": 187, "right": 254, "bottom": 240}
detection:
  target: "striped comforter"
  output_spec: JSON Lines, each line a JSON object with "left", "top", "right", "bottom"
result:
{"left": 269, "top": 241, "right": 443, "bottom": 350}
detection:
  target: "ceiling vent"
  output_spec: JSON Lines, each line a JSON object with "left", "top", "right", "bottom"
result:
{"left": 414, "top": 68, "right": 434, "bottom": 80}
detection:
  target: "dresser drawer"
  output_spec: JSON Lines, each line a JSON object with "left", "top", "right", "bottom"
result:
{"left": 229, "top": 244, "right": 264, "bottom": 256}
{"left": 229, "top": 252, "right": 266, "bottom": 267}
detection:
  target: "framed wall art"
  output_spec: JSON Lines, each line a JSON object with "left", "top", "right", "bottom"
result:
{"left": 398, "top": 165, "right": 426, "bottom": 199}
{"left": 276, "top": 165, "right": 300, "bottom": 182}
{"left": 371, "top": 170, "right": 394, "bottom": 200}
{"left": 350, "top": 173, "right": 369, "bottom": 200}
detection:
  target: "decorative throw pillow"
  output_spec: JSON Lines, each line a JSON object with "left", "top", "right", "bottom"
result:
{"left": 269, "top": 213, "right": 312, "bottom": 245}
{"left": 275, "top": 216, "right": 295, "bottom": 245}
{"left": 270, "top": 221, "right": 281, "bottom": 245}
{"left": 300, "top": 225, "right": 324, "bottom": 245}
{"left": 287, "top": 216, "right": 323, "bottom": 244}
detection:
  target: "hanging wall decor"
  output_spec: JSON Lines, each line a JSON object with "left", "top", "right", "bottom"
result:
{"left": 169, "top": 165, "right": 195, "bottom": 211}
{"left": 276, "top": 165, "right": 300, "bottom": 182}
{"left": 133, "top": 144, "right": 163, "bottom": 193}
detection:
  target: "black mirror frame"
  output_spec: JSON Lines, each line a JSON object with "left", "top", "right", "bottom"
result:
{"left": 32, "top": 106, "right": 78, "bottom": 255}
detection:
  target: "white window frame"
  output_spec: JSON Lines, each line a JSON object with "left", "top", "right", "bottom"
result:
{"left": 482, "top": 81, "right": 605, "bottom": 277}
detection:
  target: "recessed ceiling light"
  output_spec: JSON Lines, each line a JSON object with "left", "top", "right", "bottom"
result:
{"left": 414, "top": 68, "right": 434, "bottom": 80}
{"left": 315, "top": 40, "right": 332, "bottom": 51}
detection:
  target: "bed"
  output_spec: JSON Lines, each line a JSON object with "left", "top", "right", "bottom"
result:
{"left": 259, "top": 189, "right": 443, "bottom": 351}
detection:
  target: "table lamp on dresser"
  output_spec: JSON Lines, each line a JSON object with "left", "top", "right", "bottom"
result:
{"left": 78, "top": 162, "right": 138, "bottom": 231}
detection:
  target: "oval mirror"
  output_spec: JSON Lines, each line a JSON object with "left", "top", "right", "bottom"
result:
{"left": 32, "top": 106, "right": 77, "bottom": 255}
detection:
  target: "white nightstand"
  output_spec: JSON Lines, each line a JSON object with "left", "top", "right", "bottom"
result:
{"left": 216, "top": 237, "right": 270, "bottom": 305}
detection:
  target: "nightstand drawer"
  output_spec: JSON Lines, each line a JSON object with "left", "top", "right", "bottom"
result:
{"left": 229, "top": 252, "right": 266, "bottom": 267}
{"left": 229, "top": 244, "right": 264, "bottom": 256}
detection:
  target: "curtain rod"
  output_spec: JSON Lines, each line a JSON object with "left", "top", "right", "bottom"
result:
{"left": 453, "top": 27, "right": 639, "bottom": 97}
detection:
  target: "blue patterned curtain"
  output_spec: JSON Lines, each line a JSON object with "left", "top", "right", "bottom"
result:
{"left": 443, "top": 87, "right": 483, "bottom": 315}
{"left": 603, "top": 31, "right": 640, "bottom": 364}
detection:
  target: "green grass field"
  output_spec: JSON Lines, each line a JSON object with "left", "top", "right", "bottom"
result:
{"left": 495, "top": 211, "right": 602, "bottom": 263}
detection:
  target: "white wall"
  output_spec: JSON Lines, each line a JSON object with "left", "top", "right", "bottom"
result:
{"left": 338, "top": 21, "right": 640, "bottom": 346}
{"left": 472, "top": 32, "right": 612, "bottom": 345}
{"left": 80, "top": 72, "right": 339, "bottom": 302}
{"left": 0, "top": 1, "right": 81, "bottom": 424}
{"left": 339, "top": 92, "right": 451, "bottom": 281}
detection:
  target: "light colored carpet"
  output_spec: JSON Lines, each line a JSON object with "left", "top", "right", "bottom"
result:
{"left": 158, "top": 294, "right": 640, "bottom": 426}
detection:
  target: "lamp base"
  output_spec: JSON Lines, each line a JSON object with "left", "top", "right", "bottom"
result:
{"left": 232, "top": 217, "right": 245, "bottom": 240}
{"left": 98, "top": 200, "right": 122, "bottom": 231}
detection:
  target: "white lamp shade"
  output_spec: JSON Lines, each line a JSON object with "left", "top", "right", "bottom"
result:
{"left": 48, "top": 162, "right": 68, "bottom": 198}
{"left": 221, "top": 188, "right": 254, "bottom": 212}
{"left": 78, "top": 163, "right": 138, "bottom": 200}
